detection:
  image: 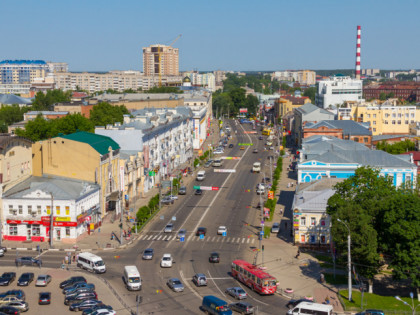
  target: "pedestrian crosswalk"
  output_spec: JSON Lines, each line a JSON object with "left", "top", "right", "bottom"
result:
{"left": 137, "top": 233, "right": 255, "bottom": 244}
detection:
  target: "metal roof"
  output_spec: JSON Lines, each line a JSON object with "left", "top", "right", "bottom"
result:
{"left": 304, "top": 120, "right": 372, "bottom": 136}
{"left": 0, "top": 94, "right": 32, "bottom": 105}
{"left": 59, "top": 131, "right": 120, "bottom": 155}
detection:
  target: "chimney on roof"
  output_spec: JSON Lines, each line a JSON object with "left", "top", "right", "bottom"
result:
{"left": 355, "top": 25, "right": 361, "bottom": 80}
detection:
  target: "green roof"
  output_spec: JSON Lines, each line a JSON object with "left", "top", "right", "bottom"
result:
{"left": 59, "top": 131, "right": 120, "bottom": 155}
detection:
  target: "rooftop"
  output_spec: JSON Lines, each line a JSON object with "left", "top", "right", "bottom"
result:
{"left": 0, "top": 94, "right": 32, "bottom": 105}
{"left": 59, "top": 131, "right": 120, "bottom": 155}
{"left": 304, "top": 120, "right": 372, "bottom": 136}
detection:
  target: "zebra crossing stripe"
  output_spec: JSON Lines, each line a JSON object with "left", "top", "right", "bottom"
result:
{"left": 152, "top": 235, "right": 158, "bottom": 240}
{"left": 221, "top": 238, "right": 225, "bottom": 243}
{"left": 242, "top": 238, "right": 245, "bottom": 243}
{"left": 187, "top": 235, "right": 193, "bottom": 241}
{"left": 157, "top": 235, "right": 163, "bottom": 240}
{"left": 227, "top": 237, "right": 231, "bottom": 242}
{"left": 166, "top": 236, "right": 172, "bottom": 241}
{"left": 247, "top": 238, "right": 250, "bottom": 244}
{"left": 252, "top": 238, "right": 255, "bottom": 244}
{"left": 161, "top": 236, "right": 166, "bottom": 241}
{"left": 146, "top": 235, "right": 153, "bottom": 240}
{"left": 210, "top": 236, "right": 215, "bottom": 242}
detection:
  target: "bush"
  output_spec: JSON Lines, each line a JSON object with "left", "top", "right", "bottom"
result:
{"left": 136, "top": 206, "right": 150, "bottom": 223}
{"left": 148, "top": 194, "right": 159, "bottom": 210}
{"left": 194, "top": 158, "right": 200, "bottom": 167}
{"left": 264, "top": 226, "right": 271, "bottom": 238}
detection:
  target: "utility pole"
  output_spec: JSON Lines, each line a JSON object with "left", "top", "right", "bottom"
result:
{"left": 158, "top": 170, "right": 162, "bottom": 210}
{"left": 337, "top": 219, "right": 352, "bottom": 301}
{"left": 50, "top": 193, "right": 54, "bottom": 248}
{"left": 119, "top": 191, "right": 123, "bottom": 245}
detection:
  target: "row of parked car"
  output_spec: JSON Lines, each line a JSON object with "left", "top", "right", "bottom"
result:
{"left": 59, "top": 276, "right": 115, "bottom": 314}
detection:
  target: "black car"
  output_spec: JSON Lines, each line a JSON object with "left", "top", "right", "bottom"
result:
{"left": 69, "top": 299, "right": 102, "bottom": 312}
{"left": 229, "top": 144, "right": 234, "bottom": 148}
{"left": 230, "top": 302, "right": 255, "bottom": 314}
{"left": 0, "top": 273, "right": 16, "bottom": 286}
{"left": 209, "top": 252, "right": 220, "bottom": 263}
{"left": 196, "top": 227, "right": 207, "bottom": 236}
{"left": 0, "top": 305, "right": 21, "bottom": 315}
{"left": 39, "top": 292, "right": 51, "bottom": 305}
{"left": 60, "top": 276, "right": 87, "bottom": 289}
{"left": 15, "top": 257, "right": 40, "bottom": 266}
{"left": 17, "top": 273, "right": 34, "bottom": 286}
{"left": 195, "top": 189, "right": 203, "bottom": 195}
{"left": 286, "top": 298, "right": 314, "bottom": 309}
{"left": 0, "top": 290, "right": 25, "bottom": 301}
{"left": 65, "top": 292, "right": 98, "bottom": 305}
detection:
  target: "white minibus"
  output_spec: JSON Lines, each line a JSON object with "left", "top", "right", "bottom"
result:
{"left": 123, "top": 265, "right": 141, "bottom": 291}
{"left": 287, "top": 302, "right": 333, "bottom": 315}
{"left": 77, "top": 252, "right": 106, "bottom": 273}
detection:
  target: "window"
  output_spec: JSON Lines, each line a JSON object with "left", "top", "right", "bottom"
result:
{"left": 384, "top": 120, "right": 388, "bottom": 124}
{"left": 300, "top": 234, "right": 306, "bottom": 243}
{"left": 367, "top": 114, "right": 371, "bottom": 118}
{"left": 66, "top": 206, "right": 70, "bottom": 215}
{"left": 398, "top": 120, "right": 401, "bottom": 125}
{"left": 392, "top": 113, "right": 396, "bottom": 118}
{"left": 300, "top": 217, "right": 306, "bottom": 226}
{"left": 373, "top": 128, "right": 376, "bottom": 132}
{"left": 405, "top": 121, "right": 409, "bottom": 124}
{"left": 9, "top": 205, "right": 14, "bottom": 215}
{"left": 392, "top": 120, "right": 396, "bottom": 125}
{"left": 32, "top": 226, "right": 40, "bottom": 236}
{"left": 353, "top": 137, "right": 359, "bottom": 142}
{"left": 310, "top": 235, "right": 316, "bottom": 243}
{"left": 9, "top": 225, "right": 17, "bottom": 236}
{"left": 46, "top": 206, "right": 51, "bottom": 215}
{"left": 28, "top": 205, "right": 32, "bottom": 215}
{"left": 320, "top": 235, "right": 326, "bottom": 244}
{"left": 310, "top": 217, "right": 316, "bottom": 226}
{"left": 37, "top": 206, "right": 41, "bottom": 215}
{"left": 66, "top": 227, "right": 70, "bottom": 237}
{"left": 398, "top": 113, "right": 402, "bottom": 118}
{"left": 56, "top": 206, "right": 60, "bottom": 215}
{"left": 321, "top": 219, "right": 326, "bottom": 226}
{"left": 373, "top": 114, "right": 376, "bottom": 118}
{"left": 18, "top": 205, "right": 22, "bottom": 215}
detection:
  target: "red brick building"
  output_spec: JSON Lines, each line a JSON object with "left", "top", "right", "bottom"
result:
{"left": 363, "top": 81, "right": 420, "bottom": 102}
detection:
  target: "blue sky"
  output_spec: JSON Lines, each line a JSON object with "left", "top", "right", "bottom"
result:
{"left": 1, "top": 0, "right": 419, "bottom": 72}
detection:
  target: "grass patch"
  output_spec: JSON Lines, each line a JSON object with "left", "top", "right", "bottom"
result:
{"left": 339, "top": 290, "right": 420, "bottom": 311}
{"left": 263, "top": 226, "right": 271, "bottom": 238}
{"left": 323, "top": 273, "right": 347, "bottom": 285}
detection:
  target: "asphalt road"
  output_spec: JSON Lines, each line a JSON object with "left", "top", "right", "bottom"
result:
{"left": 3, "top": 120, "right": 288, "bottom": 315}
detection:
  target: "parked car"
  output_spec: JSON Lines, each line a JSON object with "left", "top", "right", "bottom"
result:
{"left": 195, "top": 189, "right": 203, "bottom": 195}
{"left": 192, "top": 273, "right": 207, "bottom": 287}
{"left": 63, "top": 283, "right": 95, "bottom": 295}
{"left": 82, "top": 305, "right": 113, "bottom": 315}
{"left": 65, "top": 292, "right": 98, "bottom": 305}
{"left": 65, "top": 287, "right": 96, "bottom": 299}
{"left": 59, "top": 276, "right": 86, "bottom": 289}
{"left": 271, "top": 223, "right": 280, "bottom": 234}
{"left": 355, "top": 310, "right": 385, "bottom": 315}
{"left": 164, "top": 223, "right": 174, "bottom": 233}
{"left": 70, "top": 299, "right": 102, "bottom": 312}
{"left": 0, "top": 273, "right": 16, "bottom": 286}
{"left": 196, "top": 227, "right": 207, "bottom": 236}
{"left": 0, "top": 297, "right": 24, "bottom": 305}
{"left": 217, "top": 226, "right": 227, "bottom": 235}
{"left": 226, "top": 287, "right": 247, "bottom": 300}
{"left": 259, "top": 136, "right": 263, "bottom": 140}
{"left": 161, "top": 196, "right": 174, "bottom": 205}
{"left": 204, "top": 160, "right": 214, "bottom": 168}
{"left": 35, "top": 275, "right": 52, "bottom": 287}
{"left": 229, "top": 144, "right": 234, "bottom": 148}
{"left": 0, "top": 291, "right": 25, "bottom": 302}
{"left": 252, "top": 149, "right": 258, "bottom": 153}
{"left": 209, "top": 252, "right": 220, "bottom": 263}
{"left": 214, "top": 149, "right": 224, "bottom": 155}
{"left": 286, "top": 299, "right": 315, "bottom": 309}
{"left": 177, "top": 229, "right": 186, "bottom": 239}
{"left": 160, "top": 254, "right": 173, "bottom": 268}
{"left": 15, "top": 257, "right": 40, "bottom": 267}
{"left": 168, "top": 195, "right": 178, "bottom": 201}
{"left": 17, "top": 273, "right": 34, "bottom": 286}
{"left": 4, "top": 301, "right": 28, "bottom": 312}
{"left": 142, "top": 248, "right": 154, "bottom": 260}
{"left": 178, "top": 186, "right": 187, "bottom": 195}
{"left": 0, "top": 305, "right": 21, "bottom": 314}
{"left": 166, "top": 278, "right": 184, "bottom": 292}
{"left": 0, "top": 246, "right": 7, "bottom": 253}
{"left": 38, "top": 292, "right": 51, "bottom": 305}
{"left": 0, "top": 249, "right": 4, "bottom": 257}
{"left": 230, "top": 302, "right": 255, "bottom": 314}
{"left": 240, "top": 146, "right": 245, "bottom": 150}
{"left": 91, "top": 310, "right": 116, "bottom": 315}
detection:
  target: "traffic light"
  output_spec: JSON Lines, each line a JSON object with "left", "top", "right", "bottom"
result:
{"left": 262, "top": 245, "right": 265, "bottom": 251}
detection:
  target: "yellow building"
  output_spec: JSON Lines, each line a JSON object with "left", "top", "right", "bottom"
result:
{"left": 339, "top": 102, "right": 419, "bottom": 135}
{"left": 274, "top": 95, "right": 311, "bottom": 120}
{"left": 32, "top": 132, "right": 121, "bottom": 220}
{"left": 120, "top": 152, "right": 144, "bottom": 211}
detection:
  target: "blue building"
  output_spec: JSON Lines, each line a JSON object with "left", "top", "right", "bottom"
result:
{"left": 297, "top": 135, "right": 417, "bottom": 187}
{"left": 0, "top": 60, "right": 48, "bottom": 84}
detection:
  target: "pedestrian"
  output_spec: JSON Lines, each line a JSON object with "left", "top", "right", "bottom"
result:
{"left": 287, "top": 182, "right": 290, "bottom": 188}
{"left": 65, "top": 255, "right": 68, "bottom": 265}
{"left": 15, "top": 259, "right": 18, "bottom": 267}
{"left": 295, "top": 249, "right": 300, "bottom": 259}
{"left": 73, "top": 255, "right": 76, "bottom": 263}
{"left": 38, "top": 260, "right": 42, "bottom": 268}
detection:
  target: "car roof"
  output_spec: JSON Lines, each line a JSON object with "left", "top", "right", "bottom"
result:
{"left": 195, "top": 273, "right": 206, "bottom": 277}
{"left": 273, "top": 223, "right": 280, "bottom": 226}
{"left": 163, "top": 253, "right": 171, "bottom": 257}
{"left": 144, "top": 248, "right": 153, "bottom": 251}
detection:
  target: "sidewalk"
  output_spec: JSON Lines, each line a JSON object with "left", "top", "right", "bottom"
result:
{"left": 1, "top": 119, "right": 222, "bottom": 253}
{"left": 259, "top": 146, "right": 345, "bottom": 311}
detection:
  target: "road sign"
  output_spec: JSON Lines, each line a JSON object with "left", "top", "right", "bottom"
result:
{"left": 172, "top": 216, "right": 176, "bottom": 221}
{"left": 212, "top": 187, "right": 219, "bottom": 191}
{"left": 260, "top": 231, "right": 264, "bottom": 236}
{"left": 199, "top": 234, "right": 204, "bottom": 240}
{"left": 180, "top": 237, "right": 185, "bottom": 242}
{"left": 261, "top": 220, "right": 265, "bottom": 226}
{"left": 222, "top": 231, "right": 227, "bottom": 237}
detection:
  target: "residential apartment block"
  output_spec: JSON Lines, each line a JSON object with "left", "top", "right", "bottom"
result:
{"left": 182, "top": 72, "right": 216, "bottom": 91}
{"left": 143, "top": 44, "right": 179, "bottom": 76}
{"left": 316, "top": 75, "right": 363, "bottom": 108}
{"left": 272, "top": 70, "right": 316, "bottom": 85}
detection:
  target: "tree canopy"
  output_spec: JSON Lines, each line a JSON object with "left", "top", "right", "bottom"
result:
{"left": 327, "top": 166, "right": 420, "bottom": 288}
{"left": 89, "top": 102, "right": 129, "bottom": 127}
{"left": 303, "top": 87, "right": 316, "bottom": 103}
{"left": 0, "top": 105, "right": 30, "bottom": 133}
{"left": 31, "top": 90, "right": 72, "bottom": 111}
{"left": 146, "top": 86, "right": 183, "bottom": 94}
{"left": 376, "top": 139, "right": 415, "bottom": 154}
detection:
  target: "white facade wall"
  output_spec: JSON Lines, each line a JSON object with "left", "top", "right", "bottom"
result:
{"left": 316, "top": 76, "right": 363, "bottom": 109}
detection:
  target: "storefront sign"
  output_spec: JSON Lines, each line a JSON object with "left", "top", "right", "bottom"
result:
{"left": 56, "top": 217, "right": 71, "bottom": 222}
{"left": 6, "top": 220, "right": 21, "bottom": 224}
{"left": 23, "top": 220, "right": 43, "bottom": 225}
{"left": 54, "top": 221, "right": 77, "bottom": 227}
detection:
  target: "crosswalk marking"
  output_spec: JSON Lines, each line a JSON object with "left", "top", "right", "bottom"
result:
{"left": 152, "top": 235, "right": 158, "bottom": 240}
{"left": 247, "top": 238, "right": 250, "bottom": 244}
{"left": 210, "top": 236, "right": 215, "bottom": 242}
{"left": 157, "top": 235, "right": 162, "bottom": 240}
{"left": 252, "top": 238, "right": 255, "bottom": 244}
{"left": 242, "top": 238, "right": 245, "bottom": 244}
{"left": 166, "top": 236, "right": 172, "bottom": 241}
{"left": 227, "top": 237, "right": 231, "bottom": 242}
{"left": 139, "top": 234, "right": 254, "bottom": 244}
{"left": 236, "top": 238, "right": 240, "bottom": 243}
{"left": 161, "top": 236, "right": 166, "bottom": 241}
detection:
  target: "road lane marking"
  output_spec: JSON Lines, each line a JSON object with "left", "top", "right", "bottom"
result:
{"left": 242, "top": 238, "right": 245, "bottom": 243}
{"left": 207, "top": 270, "right": 227, "bottom": 298}
{"left": 179, "top": 270, "right": 202, "bottom": 300}
{"left": 227, "top": 237, "right": 231, "bottom": 242}
{"left": 247, "top": 238, "right": 250, "bottom": 244}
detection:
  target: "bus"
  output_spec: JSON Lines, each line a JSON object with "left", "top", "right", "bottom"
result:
{"left": 262, "top": 128, "right": 271, "bottom": 136}
{"left": 231, "top": 260, "right": 277, "bottom": 295}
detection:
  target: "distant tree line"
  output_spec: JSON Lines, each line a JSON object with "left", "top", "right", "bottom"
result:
{"left": 376, "top": 139, "right": 415, "bottom": 154}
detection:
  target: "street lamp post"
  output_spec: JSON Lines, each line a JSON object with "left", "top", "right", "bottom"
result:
{"left": 337, "top": 218, "right": 352, "bottom": 302}
{"left": 395, "top": 293, "right": 420, "bottom": 315}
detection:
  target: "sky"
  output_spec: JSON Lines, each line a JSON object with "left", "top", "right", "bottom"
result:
{"left": 1, "top": 0, "right": 419, "bottom": 72}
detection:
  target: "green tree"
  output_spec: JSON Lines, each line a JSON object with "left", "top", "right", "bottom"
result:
{"left": 31, "top": 90, "right": 72, "bottom": 111}
{"left": 229, "top": 88, "right": 246, "bottom": 112}
{"left": 379, "top": 92, "right": 387, "bottom": 101}
{"left": 212, "top": 92, "right": 232, "bottom": 116}
{"left": 14, "top": 115, "right": 54, "bottom": 141}
{"left": 89, "top": 102, "right": 129, "bottom": 127}
{"left": 303, "top": 87, "right": 317, "bottom": 103}
{"left": 376, "top": 139, "right": 415, "bottom": 154}
{"left": 245, "top": 94, "right": 259, "bottom": 114}
{"left": 147, "top": 86, "right": 183, "bottom": 94}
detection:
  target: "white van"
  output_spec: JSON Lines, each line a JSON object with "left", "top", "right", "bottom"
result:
{"left": 123, "top": 265, "right": 141, "bottom": 291}
{"left": 287, "top": 302, "right": 333, "bottom": 315}
{"left": 196, "top": 171, "right": 206, "bottom": 181}
{"left": 252, "top": 162, "right": 261, "bottom": 173}
{"left": 213, "top": 159, "right": 223, "bottom": 167}
{"left": 77, "top": 252, "right": 106, "bottom": 274}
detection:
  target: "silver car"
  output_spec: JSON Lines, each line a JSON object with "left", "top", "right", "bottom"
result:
{"left": 177, "top": 229, "right": 186, "bottom": 239}
{"left": 35, "top": 274, "right": 52, "bottom": 287}
{"left": 167, "top": 278, "right": 184, "bottom": 292}
{"left": 4, "top": 301, "right": 29, "bottom": 312}
{"left": 271, "top": 223, "right": 280, "bottom": 233}
{"left": 164, "top": 224, "right": 174, "bottom": 233}
{"left": 226, "top": 287, "right": 247, "bottom": 300}
{"left": 142, "top": 248, "right": 154, "bottom": 260}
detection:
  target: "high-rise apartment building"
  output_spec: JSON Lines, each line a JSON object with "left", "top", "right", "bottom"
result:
{"left": 0, "top": 60, "right": 49, "bottom": 84}
{"left": 272, "top": 70, "right": 316, "bottom": 85}
{"left": 143, "top": 45, "right": 179, "bottom": 76}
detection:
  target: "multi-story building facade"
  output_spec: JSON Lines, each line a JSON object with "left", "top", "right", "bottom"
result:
{"left": 361, "top": 69, "right": 380, "bottom": 76}
{"left": 53, "top": 101, "right": 94, "bottom": 118}
{"left": 182, "top": 72, "right": 216, "bottom": 91}
{"left": 2, "top": 176, "right": 100, "bottom": 243}
{"left": 0, "top": 60, "right": 49, "bottom": 84}
{"left": 272, "top": 70, "right": 316, "bottom": 85}
{"left": 95, "top": 107, "right": 193, "bottom": 193}
{"left": 297, "top": 136, "right": 417, "bottom": 187}
{"left": 213, "top": 70, "right": 227, "bottom": 87}
{"left": 316, "top": 75, "right": 363, "bottom": 108}
{"left": 32, "top": 132, "right": 121, "bottom": 221}
{"left": 274, "top": 95, "right": 311, "bottom": 120}
{"left": 143, "top": 45, "right": 179, "bottom": 76}
{"left": 363, "top": 81, "right": 420, "bottom": 103}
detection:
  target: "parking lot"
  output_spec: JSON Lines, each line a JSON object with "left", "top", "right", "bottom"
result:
{"left": 0, "top": 266, "right": 125, "bottom": 314}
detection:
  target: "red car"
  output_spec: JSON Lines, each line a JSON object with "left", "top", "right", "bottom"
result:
{"left": 196, "top": 227, "right": 207, "bottom": 236}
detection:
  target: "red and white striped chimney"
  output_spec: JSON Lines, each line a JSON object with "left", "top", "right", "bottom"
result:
{"left": 355, "top": 25, "right": 361, "bottom": 80}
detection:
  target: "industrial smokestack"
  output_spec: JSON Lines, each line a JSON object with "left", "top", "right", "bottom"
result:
{"left": 355, "top": 25, "right": 361, "bottom": 80}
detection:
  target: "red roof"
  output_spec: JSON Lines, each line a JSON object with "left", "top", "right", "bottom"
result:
{"left": 400, "top": 151, "right": 420, "bottom": 161}
{"left": 72, "top": 92, "right": 88, "bottom": 98}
